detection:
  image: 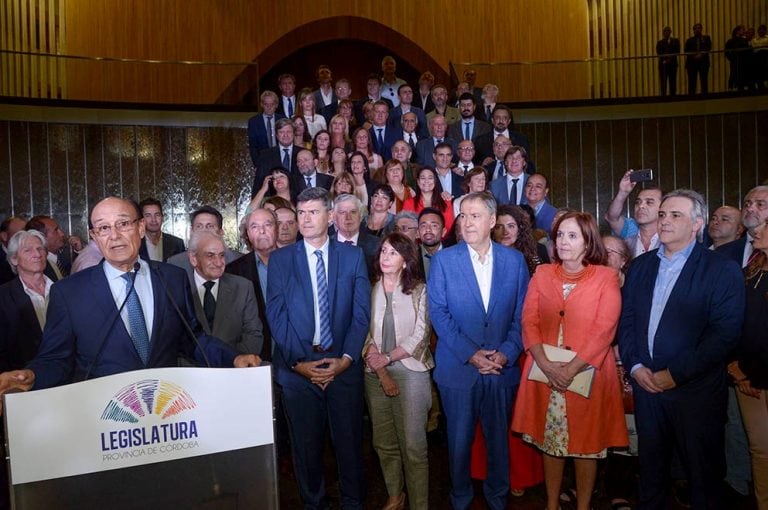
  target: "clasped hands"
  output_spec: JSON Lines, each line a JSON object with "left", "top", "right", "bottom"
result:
{"left": 469, "top": 349, "right": 508, "bottom": 375}
{"left": 365, "top": 345, "right": 399, "bottom": 397}
{"left": 293, "top": 357, "right": 351, "bottom": 390}
{"left": 0, "top": 370, "right": 36, "bottom": 415}
{"left": 631, "top": 366, "right": 676, "bottom": 393}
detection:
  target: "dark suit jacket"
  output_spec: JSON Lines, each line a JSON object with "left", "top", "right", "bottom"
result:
{"left": 618, "top": 243, "right": 744, "bottom": 394}
{"left": 656, "top": 37, "right": 681, "bottom": 66}
{"left": 490, "top": 173, "right": 529, "bottom": 206}
{"left": 0, "top": 277, "right": 44, "bottom": 370}
{"left": 447, "top": 118, "right": 492, "bottom": 143}
{"left": 417, "top": 94, "right": 434, "bottom": 114}
{"left": 437, "top": 169, "right": 465, "bottom": 199}
{"left": 368, "top": 125, "right": 399, "bottom": 162}
{"left": 27, "top": 260, "right": 239, "bottom": 389}
{"left": 684, "top": 35, "right": 713, "bottom": 67}
{"left": 414, "top": 137, "right": 458, "bottom": 168}
{"left": 190, "top": 272, "right": 263, "bottom": 356}
{"left": 715, "top": 236, "right": 748, "bottom": 266}
{"left": 474, "top": 129, "right": 532, "bottom": 164}
{"left": 276, "top": 95, "right": 296, "bottom": 118}
{"left": 293, "top": 172, "right": 333, "bottom": 194}
{"left": 313, "top": 89, "right": 337, "bottom": 115}
{"left": 139, "top": 233, "right": 185, "bottom": 263}
{"left": 226, "top": 252, "right": 272, "bottom": 360}
{"left": 266, "top": 240, "right": 371, "bottom": 389}
{"left": 386, "top": 105, "right": 429, "bottom": 139}
{"left": 247, "top": 112, "right": 286, "bottom": 165}
{"left": 353, "top": 97, "right": 393, "bottom": 127}
{"left": 252, "top": 144, "right": 304, "bottom": 198}
{"left": 0, "top": 249, "right": 15, "bottom": 285}
{"left": 428, "top": 241, "right": 529, "bottom": 389}
{"left": 43, "top": 260, "right": 62, "bottom": 282}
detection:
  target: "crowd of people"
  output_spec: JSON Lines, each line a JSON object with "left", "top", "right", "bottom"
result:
{"left": 0, "top": 55, "right": 766, "bottom": 510}
{"left": 656, "top": 21, "right": 768, "bottom": 96}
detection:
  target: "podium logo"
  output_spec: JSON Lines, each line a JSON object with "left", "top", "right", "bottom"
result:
{"left": 101, "top": 379, "right": 196, "bottom": 423}
{"left": 99, "top": 379, "right": 200, "bottom": 457}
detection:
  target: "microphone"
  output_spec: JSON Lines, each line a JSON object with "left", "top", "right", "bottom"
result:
{"left": 150, "top": 264, "right": 212, "bottom": 368}
{"left": 83, "top": 262, "right": 141, "bottom": 381}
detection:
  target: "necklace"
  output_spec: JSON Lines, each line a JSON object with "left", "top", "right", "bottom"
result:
{"left": 555, "top": 263, "right": 596, "bottom": 284}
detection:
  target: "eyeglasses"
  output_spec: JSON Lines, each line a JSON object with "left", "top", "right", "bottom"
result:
{"left": 393, "top": 225, "right": 418, "bottom": 233}
{"left": 606, "top": 248, "right": 627, "bottom": 258}
{"left": 91, "top": 219, "right": 139, "bottom": 237}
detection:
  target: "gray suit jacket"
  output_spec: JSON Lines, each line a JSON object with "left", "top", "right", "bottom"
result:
{"left": 191, "top": 272, "right": 264, "bottom": 355}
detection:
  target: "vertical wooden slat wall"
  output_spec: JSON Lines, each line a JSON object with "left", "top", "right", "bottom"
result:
{"left": 1, "top": 110, "right": 765, "bottom": 243}
{"left": 588, "top": 0, "right": 768, "bottom": 98}
{"left": 0, "top": 0, "right": 66, "bottom": 98}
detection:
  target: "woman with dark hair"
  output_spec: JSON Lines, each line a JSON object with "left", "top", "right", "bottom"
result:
{"left": 513, "top": 211, "right": 628, "bottom": 510}
{"left": 350, "top": 127, "right": 383, "bottom": 173}
{"left": 364, "top": 232, "right": 434, "bottom": 510}
{"left": 382, "top": 159, "right": 414, "bottom": 214}
{"left": 349, "top": 150, "right": 374, "bottom": 207}
{"left": 337, "top": 99, "right": 358, "bottom": 131}
{"left": 402, "top": 167, "right": 454, "bottom": 233}
{"left": 367, "top": 184, "right": 396, "bottom": 237}
{"left": 291, "top": 115, "right": 312, "bottom": 149}
{"left": 298, "top": 87, "right": 327, "bottom": 137}
{"left": 453, "top": 167, "right": 488, "bottom": 217}
{"left": 330, "top": 147, "right": 348, "bottom": 176}
{"left": 311, "top": 130, "right": 332, "bottom": 174}
{"left": 493, "top": 205, "right": 550, "bottom": 275}
{"left": 729, "top": 218, "right": 768, "bottom": 510}
{"left": 249, "top": 167, "right": 295, "bottom": 210}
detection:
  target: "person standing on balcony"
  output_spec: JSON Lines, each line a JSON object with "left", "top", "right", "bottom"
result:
{"left": 656, "top": 26, "right": 680, "bottom": 96}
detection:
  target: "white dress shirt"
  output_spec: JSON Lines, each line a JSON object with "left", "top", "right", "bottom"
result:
{"left": 145, "top": 234, "right": 163, "bottom": 261}
{"left": 21, "top": 275, "right": 54, "bottom": 329}
{"left": 103, "top": 258, "right": 155, "bottom": 339}
{"left": 304, "top": 239, "right": 330, "bottom": 346}
{"left": 468, "top": 243, "right": 493, "bottom": 312}
{"left": 194, "top": 270, "right": 219, "bottom": 304}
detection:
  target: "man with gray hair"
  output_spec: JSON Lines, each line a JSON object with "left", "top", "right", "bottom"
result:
{"left": 619, "top": 189, "right": 744, "bottom": 509}
{"left": 247, "top": 89, "right": 285, "bottom": 165}
{"left": 392, "top": 210, "right": 419, "bottom": 242}
{"left": 187, "top": 229, "right": 263, "bottom": 357}
{"left": 331, "top": 193, "right": 379, "bottom": 276}
{"left": 718, "top": 185, "right": 768, "bottom": 266}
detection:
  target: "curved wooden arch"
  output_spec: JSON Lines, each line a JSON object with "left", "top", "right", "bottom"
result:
{"left": 216, "top": 15, "right": 449, "bottom": 104}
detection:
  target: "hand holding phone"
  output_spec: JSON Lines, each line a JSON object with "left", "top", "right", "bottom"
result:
{"left": 629, "top": 169, "right": 654, "bottom": 183}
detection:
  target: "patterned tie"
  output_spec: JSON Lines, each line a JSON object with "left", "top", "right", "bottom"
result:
{"left": 463, "top": 164, "right": 470, "bottom": 174}
{"left": 510, "top": 178, "right": 519, "bottom": 205}
{"left": 203, "top": 280, "right": 216, "bottom": 329}
{"left": 314, "top": 250, "right": 333, "bottom": 350}
{"left": 409, "top": 133, "right": 416, "bottom": 149}
{"left": 120, "top": 272, "right": 150, "bottom": 365}
{"left": 282, "top": 148, "right": 290, "bottom": 169}
{"left": 306, "top": 176, "right": 312, "bottom": 188}
{"left": 56, "top": 257, "right": 68, "bottom": 278}
{"left": 266, "top": 116, "right": 274, "bottom": 147}
{"left": 287, "top": 98, "right": 294, "bottom": 117}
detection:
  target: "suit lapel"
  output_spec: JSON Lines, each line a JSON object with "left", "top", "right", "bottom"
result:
{"left": 212, "top": 275, "right": 233, "bottom": 333}
{"left": 486, "top": 243, "right": 507, "bottom": 318}
{"left": 294, "top": 242, "right": 314, "bottom": 314}
{"left": 457, "top": 243, "right": 485, "bottom": 313}
{"left": 190, "top": 278, "right": 211, "bottom": 335}
{"left": 327, "top": 241, "right": 339, "bottom": 309}
{"left": 11, "top": 279, "right": 43, "bottom": 343}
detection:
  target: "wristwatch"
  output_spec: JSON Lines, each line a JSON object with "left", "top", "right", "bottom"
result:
{"left": 384, "top": 354, "right": 392, "bottom": 365}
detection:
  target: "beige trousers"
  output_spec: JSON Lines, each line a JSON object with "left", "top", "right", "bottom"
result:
{"left": 737, "top": 388, "right": 768, "bottom": 510}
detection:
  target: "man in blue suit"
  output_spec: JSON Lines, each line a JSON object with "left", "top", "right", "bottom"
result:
{"left": 489, "top": 145, "right": 529, "bottom": 206}
{"left": 247, "top": 90, "right": 285, "bottom": 166}
{"left": 619, "top": 189, "right": 744, "bottom": 509}
{"left": 0, "top": 197, "right": 261, "bottom": 392}
{"left": 266, "top": 187, "right": 371, "bottom": 510}
{"left": 428, "top": 191, "right": 529, "bottom": 510}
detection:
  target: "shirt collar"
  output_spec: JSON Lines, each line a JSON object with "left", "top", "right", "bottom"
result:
{"left": 658, "top": 238, "right": 697, "bottom": 261}
{"left": 20, "top": 275, "right": 54, "bottom": 298}
{"left": 467, "top": 242, "right": 493, "bottom": 265}
{"left": 103, "top": 257, "right": 148, "bottom": 280}
{"left": 337, "top": 232, "right": 360, "bottom": 245}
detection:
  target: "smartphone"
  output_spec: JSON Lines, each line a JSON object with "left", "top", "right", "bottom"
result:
{"left": 630, "top": 169, "right": 654, "bottom": 183}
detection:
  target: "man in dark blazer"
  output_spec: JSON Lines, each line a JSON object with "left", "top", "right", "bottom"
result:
{"left": 684, "top": 23, "right": 713, "bottom": 94}
{"left": 138, "top": 197, "right": 185, "bottom": 262}
{"left": 226, "top": 208, "right": 276, "bottom": 361}
{"left": 252, "top": 118, "right": 303, "bottom": 197}
{"left": 489, "top": 147, "right": 529, "bottom": 206}
{"left": 275, "top": 73, "right": 297, "bottom": 118}
{"left": 25, "top": 215, "right": 69, "bottom": 281}
{"left": 447, "top": 93, "right": 492, "bottom": 144}
{"left": 619, "top": 189, "right": 744, "bottom": 509}
{"left": 415, "top": 114, "right": 457, "bottom": 168}
{"left": 187, "top": 230, "right": 263, "bottom": 356}
{"left": 329, "top": 193, "right": 379, "bottom": 277}
{"left": 428, "top": 192, "right": 529, "bottom": 510}
{"left": 0, "top": 197, "right": 260, "bottom": 393}
{"left": 656, "top": 26, "right": 681, "bottom": 96}
{"left": 247, "top": 90, "right": 285, "bottom": 166}
{"left": 368, "top": 100, "right": 398, "bottom": 162}
{"left": 717, "top": 185, "right": 768, "bottom": 267}
{"left": 293, "top": 149, "right": 333, "bottom": 194}
{"left": 386, "top": 84, "right": 429, "bottom": 139}
{"left": 266, "top": 187, "right": 371, "bottom": 510}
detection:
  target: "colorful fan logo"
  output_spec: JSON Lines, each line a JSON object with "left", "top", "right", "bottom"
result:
{"left": 100, "top": 379, "right": 196, "bottom": 423}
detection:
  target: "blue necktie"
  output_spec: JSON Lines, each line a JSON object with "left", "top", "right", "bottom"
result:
{"left": 464, "top": 122, "right": 472, "bottom": 140}
{"left": 282, "top": 148, "right": 290, "bottom": 169}
{"left": 121, "top": 272, "right": 150, "bottom": 365}
{"left": 510, "top": 178, "right": 519, "bottom": 205}
{"left": 314, "top": 250, "right": 333, "bottom": 350}
{"left": 287, "top": 98, "right": 294, "bottom": 117}
{"left": 376, "top": 129, "right": 384, "bottom": 153}
{"left": 266, "top": 116, "right": 274, "bottom": 147}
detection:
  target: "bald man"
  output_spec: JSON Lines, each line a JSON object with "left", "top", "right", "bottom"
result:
{"left": 708, "top": 205, "right": 743, "bottom": 249}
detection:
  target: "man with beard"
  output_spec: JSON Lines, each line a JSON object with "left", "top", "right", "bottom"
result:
{"left": 447, "top": 93, "right": 491, "bottom": 144}
{"left": 418, "top": 208, "right": 446, "bottom": 277}
{"left": 138, "top": 198, "right": 185, "bottom": 262}
{"left": 426, "top": 84, "right": 460, "bottom": 125}
{"left": 605, "top": 170, "right": 663, "bottom": 259}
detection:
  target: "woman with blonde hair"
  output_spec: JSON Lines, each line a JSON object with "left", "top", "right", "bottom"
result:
{"left": 298, "top": 87, "right": 327, "bottom": 137}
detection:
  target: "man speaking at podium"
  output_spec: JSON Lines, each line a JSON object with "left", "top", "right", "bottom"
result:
{"left": 0, "top": 196, "right": 260, "bottom": 396}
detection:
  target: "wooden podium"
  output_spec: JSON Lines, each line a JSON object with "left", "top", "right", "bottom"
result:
{"left": 3, "top": 366, "right": 277, "bottom": 509}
